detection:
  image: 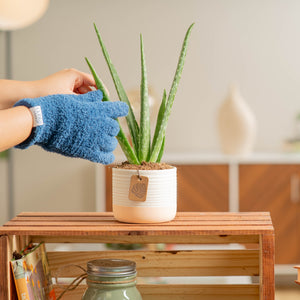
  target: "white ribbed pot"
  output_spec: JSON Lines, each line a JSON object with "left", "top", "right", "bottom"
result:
{"left": 112, "top": 166, "right": 177, "bottom": 223}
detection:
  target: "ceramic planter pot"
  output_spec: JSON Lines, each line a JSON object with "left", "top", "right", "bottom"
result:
{"left": 112, "top": 166, "right": 177, "bottom": 223}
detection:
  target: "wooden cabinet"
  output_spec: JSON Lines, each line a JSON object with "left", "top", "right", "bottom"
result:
{"left": 239, "top": 164, "right": 300, "bottom": 264}
{"left": 105, "top": 164, "right": 229, "bottom": 212}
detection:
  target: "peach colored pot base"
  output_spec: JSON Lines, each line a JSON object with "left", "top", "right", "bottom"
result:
{"left": 112, "top": 167, "right": 177, "bottom": 223}
{"left": 113, "top": 205, "right": 176, "bottom": 223}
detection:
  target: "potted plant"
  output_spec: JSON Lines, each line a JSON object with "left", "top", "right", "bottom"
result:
{"left": 86, "top": 23, "right": 194, "bottom": 223}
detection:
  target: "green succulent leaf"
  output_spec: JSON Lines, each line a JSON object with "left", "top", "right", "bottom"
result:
{"left": 156, "top": 137, "right": 165, "bottom": 163}
{"left": 93, "top": 23, "right": 140, "bottom": 154}
{"left": 85, "top": 57, "right": 110, "bottom": 101}
{"left": 150, "top": 23, "right": 194, "bottom": 162}
{"left": 85, "top": 57, "right": 140, "bottom": 164}
{"left": 139, "top": 34, "right": 150, "bottom": 162}
{"left": 87, "top": 23, "right": 194, "bottom": 165}
{"left": 151, "top": 89, "right": 167, "bottom": 160}
{"left": 117, "top": 127, "right": 140, "bottom": 165}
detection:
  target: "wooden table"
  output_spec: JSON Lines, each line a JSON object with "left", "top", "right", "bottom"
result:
{"left": 0, "top": 212, "right": 274, "bottom": 300}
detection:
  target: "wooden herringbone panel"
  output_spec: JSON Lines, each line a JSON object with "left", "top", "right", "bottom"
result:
{"left": 176, "top": 164, "right": 229, "bottom": 212}
{"left": 239, "top": 164, "right": 300, "bottom": 264}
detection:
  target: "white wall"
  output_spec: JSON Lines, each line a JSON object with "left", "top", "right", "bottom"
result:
{"left": 1, "top": 0, "right": 300, "bottom": 223}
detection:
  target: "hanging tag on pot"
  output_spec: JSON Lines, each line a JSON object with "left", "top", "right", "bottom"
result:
{"left": 128, "top": 175, "right": 149, "bottom": 202}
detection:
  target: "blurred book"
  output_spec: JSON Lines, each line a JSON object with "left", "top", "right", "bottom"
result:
{"left": 11, "top": 242, "right": 56, "bottom": 300}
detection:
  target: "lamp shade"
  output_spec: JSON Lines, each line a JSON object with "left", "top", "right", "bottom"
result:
{"left": 0, "top": 0, "right": 49, "bottom": 30}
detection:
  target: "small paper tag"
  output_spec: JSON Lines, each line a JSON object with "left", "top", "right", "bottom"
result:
{"left": 30, "top": 106, "right": 44, "bottom": 127}
{"left": 128, "top": 175, "right": 149, "bottom": 202}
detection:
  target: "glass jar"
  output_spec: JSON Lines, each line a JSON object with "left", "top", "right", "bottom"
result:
{"left": 82, "top": 259, "right": 142, "bottom": 300}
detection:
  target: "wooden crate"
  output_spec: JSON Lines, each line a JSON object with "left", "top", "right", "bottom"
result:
{"left": 0, "top": 212, "right": 274, "bottom": 300}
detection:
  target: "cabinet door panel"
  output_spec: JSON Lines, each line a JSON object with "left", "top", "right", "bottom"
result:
{"left": 105, "top": 164, "right": 229, "bottom": 212}
{"left": 176, "top": 164, "right": 229, "bottom": 212}
{"left": 239, "top": 164, "right": 300, "bottom": 264}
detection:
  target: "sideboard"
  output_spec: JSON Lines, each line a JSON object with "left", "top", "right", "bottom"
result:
{"left": 97, "top": 152, "right": 300, "bottom": 267}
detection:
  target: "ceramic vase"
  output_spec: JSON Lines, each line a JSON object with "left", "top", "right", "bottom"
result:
{"left": 217, "top": 85, "right": 256, "bottom": 156}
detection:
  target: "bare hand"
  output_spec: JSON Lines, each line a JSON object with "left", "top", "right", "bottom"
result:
{"left": 34, "top": 68, "right": 96, "bottom": 96}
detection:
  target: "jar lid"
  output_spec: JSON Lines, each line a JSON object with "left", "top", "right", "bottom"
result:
{"left": 87, "top": 259, "right": 137, "bottom": 277}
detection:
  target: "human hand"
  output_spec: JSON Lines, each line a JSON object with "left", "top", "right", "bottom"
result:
{"left": 0, "top": 68, "right": 99, "bottom": 110}
{"left": 13, "top": 90, "right": 128, "bottom": 164}
{"left": 33, "top": 68, "right": 97, "bottom": 97}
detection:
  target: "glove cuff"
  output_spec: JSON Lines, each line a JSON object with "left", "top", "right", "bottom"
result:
{"left": 13, "top": 99, "right": 46, "bottom": 149}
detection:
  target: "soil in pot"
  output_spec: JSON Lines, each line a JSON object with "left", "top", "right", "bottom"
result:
{"left": 114, "top": 161, "right": 173, "bottom": 170}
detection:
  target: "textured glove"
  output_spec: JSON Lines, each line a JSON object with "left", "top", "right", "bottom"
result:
{"left": 14, "top": 90, "right": 128, "bottom": 164}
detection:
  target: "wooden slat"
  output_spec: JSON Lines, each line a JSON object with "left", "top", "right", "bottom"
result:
{"left": 54, "top": 284, "right": 260, "bottom": 300}
{"left": 16, "top": 211, "right": 271, "bottom": 218}
{"left": 0, "top": 226, "right": 274, "bottom": 237}
{"left": 48, "top": 249, "right": 259, "bottom": 277}
{"left": 7, "top": 212, "right": 273, "bottom": 220}
{"left": 30, "top": 234, "right": 260, "bottom": 244}
{"left": 139, "top": 284, "right": 259, "bottom": 300}
{"left": 0, "top": 212, "right": 274, "bottom": 237}
{"left": 8, "top": 216, "right": 272, "bottom": 222}
{"left": 5, "top": 220, "right": 272, "bottom": 227}
{"left": 6, "top": 212, "right": 273, "bottom": 226}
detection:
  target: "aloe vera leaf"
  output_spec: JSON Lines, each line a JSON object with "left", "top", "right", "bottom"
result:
{"left": 85, "top": 57, "right": 110, "bottom": 101}
{"left": 85, "top": 57, "right": 140, "bottom": 164}
{"left": 117, "top": 127, "right": 140, "bottom": 164}
{"left": 138, "top": 34, "right": 150, "bottom": 162}
{"left": 150, "top": 89, "right": 167, "bottom": 158}
{"left": 156, "top": 136, "right": 165, "bottom": 163}
{"left": 149, "top": 23, "right": 194, "bottom": 162}
{"left": 93, "top": 23, "right": 140, "bottom": 153}
{"left": 146, "top": 137, "right": 151, "bottom": 161}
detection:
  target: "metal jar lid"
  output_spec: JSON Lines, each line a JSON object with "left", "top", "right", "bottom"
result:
{"left": 87, "top": 259, "right": 137, "bottom": 277}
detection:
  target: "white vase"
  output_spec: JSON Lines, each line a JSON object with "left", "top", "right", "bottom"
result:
{"left": 217, "top": 85, "right": 256, "bottom": 156}
{"left": 112, "top": 167, "right": 177, "bottom": 223}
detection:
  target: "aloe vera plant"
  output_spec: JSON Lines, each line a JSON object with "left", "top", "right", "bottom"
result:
{"left": 86, "top": 23, "right": 194, "bottom": 165}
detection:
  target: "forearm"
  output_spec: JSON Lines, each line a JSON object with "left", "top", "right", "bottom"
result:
{"left": 0, "top": 106, "right": 33, "bottom": 151}
{"left": 0, "top": 80, "right": 39, "bottom": 109}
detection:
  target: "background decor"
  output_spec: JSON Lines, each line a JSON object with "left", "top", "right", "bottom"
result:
{"left": 217, "top": 84, "right": 256, "bottom": 156}
{"left": 0, "top": 0, "right": 49, "bottom": 219}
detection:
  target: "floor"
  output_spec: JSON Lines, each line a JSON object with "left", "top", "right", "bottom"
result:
{"left": 275, "top": 288, "right": 300, "bottom": 299}
{"left": 275, "top": 272, "right": 300, "bottom": 299}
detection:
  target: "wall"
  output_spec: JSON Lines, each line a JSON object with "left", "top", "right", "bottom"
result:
{"left": 1, "top": 0, "right": 300, "bottom": 223}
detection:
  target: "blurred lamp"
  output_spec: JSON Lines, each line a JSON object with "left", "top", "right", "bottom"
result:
{"left": 0, "top": 0, "right": 49, "bottom": 30}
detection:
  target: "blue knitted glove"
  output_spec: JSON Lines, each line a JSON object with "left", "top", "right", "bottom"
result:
{"left": 14, "top": 90, "right": 128, "bottom": 164}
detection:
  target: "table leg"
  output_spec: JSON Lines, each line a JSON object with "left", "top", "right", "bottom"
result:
{"left": 260, "top": 233, "right": 275, "bottom": 300}
{"left": 0, "top": 235, "right": 18, "bottom": 300}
